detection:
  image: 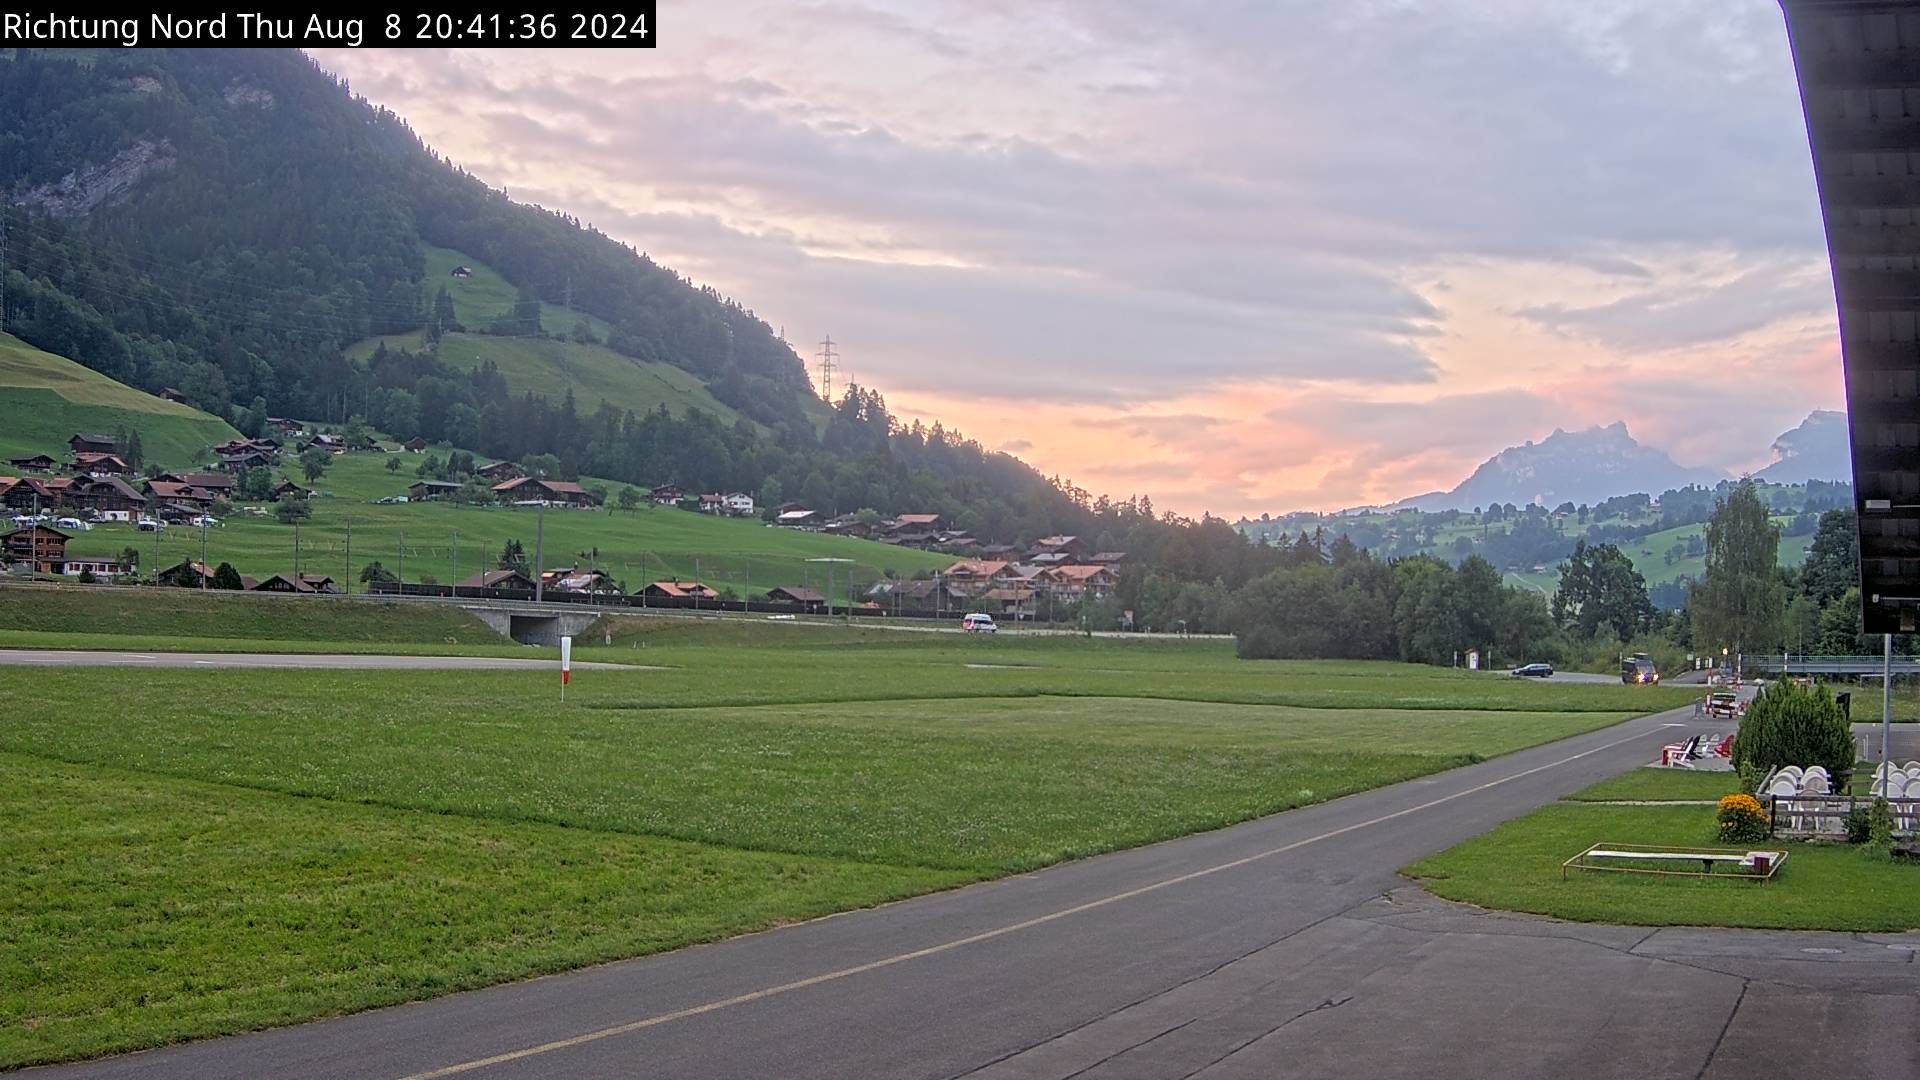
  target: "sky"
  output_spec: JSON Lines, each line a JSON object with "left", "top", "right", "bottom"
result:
{"left": 307, "top": 0, "right": 1846, "bottom": 519}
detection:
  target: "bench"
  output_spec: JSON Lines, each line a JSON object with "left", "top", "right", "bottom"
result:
{"left": 1563, "top": 843, "right": 1786, "bottom": 881}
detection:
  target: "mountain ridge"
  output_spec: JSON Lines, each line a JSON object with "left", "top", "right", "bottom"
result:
{"left": 1385, "top": 422, "right": 1726, "bottom": 513}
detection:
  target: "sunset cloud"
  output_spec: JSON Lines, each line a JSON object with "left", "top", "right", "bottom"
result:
{"left": 309, "top": 0, "right": 1843, "bottom": 517}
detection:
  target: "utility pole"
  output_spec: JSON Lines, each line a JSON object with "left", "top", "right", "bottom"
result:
{"left": 817, "top": 334, "right": 837, "bottom": 402}
{"left": 398, "top": 529, "right": 405, "bottom": 585}
{"left": 1, "top": 206, "right": 9, "bottom": 331}
{"left": 199, "top": 514, "right": 209, "bottom": 590}
{"left": 451, "top": 530, "right": 459, "bottom": 589}
{"left": 1883, "top": 633, "right": 1894, "bottom": 777}
{"left": 345, "top": 518, "right": 352, "bottom": 595}
{"left": 533, "top": 502, "right": 546, "bottom": 602}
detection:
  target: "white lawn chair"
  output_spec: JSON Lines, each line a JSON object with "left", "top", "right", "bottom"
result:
{"left": 1778, "top": 765, "right": 1804, "bottom": 783}
{"left": 1903, "top": 760, "right": 1920, "bottom": 773}
{"left": 1905, "top": 764, "right": 1920, "bottom": 783}
{"left": 1767, "top": 777, "right": 1801, "bottom": 831}
{"left": 1801, "top": 772, "right": 1830, "bottom": 795}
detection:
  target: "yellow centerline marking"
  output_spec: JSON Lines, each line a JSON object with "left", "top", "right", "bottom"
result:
{"left": 398, "top": 719, "right": 1678, "bottom": 1079}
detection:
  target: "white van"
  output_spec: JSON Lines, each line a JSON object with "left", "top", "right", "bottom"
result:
{"left": 961, "top": 613, "right": 998, "bottom": 634}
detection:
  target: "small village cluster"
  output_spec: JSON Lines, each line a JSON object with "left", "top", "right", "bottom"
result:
{"left": 443, "top": 533, "right": 1126, "bottom": 620}
{"left": 1, "top": 427, "right": 1127, "bottom": 619}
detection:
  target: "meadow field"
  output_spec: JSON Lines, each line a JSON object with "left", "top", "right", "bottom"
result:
{"left": 49, "top": 449, "right": 952, "bottom": 601}
{"left": 0, "top": 607, "right": 1696, "bottom": 1067}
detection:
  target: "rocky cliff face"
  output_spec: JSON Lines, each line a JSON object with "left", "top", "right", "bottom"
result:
{"left": 13, "top": 139, "right": 175, "bottom": 217}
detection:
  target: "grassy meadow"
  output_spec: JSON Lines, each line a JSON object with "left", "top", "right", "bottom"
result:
{"left": 44, "top": 448, "right": 951, "bottom": 599}
{"left": 1405, "top": 768, "right": 1920, "bottom": 932}
{"left": 0, "top": 333, "right": 238, "bottom": 465}
{"left": 0, "top": 609, "right": 1697, "bottom": 1068}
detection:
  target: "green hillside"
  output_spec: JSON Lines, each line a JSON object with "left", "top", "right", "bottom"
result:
{"left": 345, "top": 247, "right": 746, "bottom": 425}
{"left": 1620, "top": 517, "right": 1815, "bottom": 588}
{"left": 66, "top": 449, "right": 950, "bottom": 601}
{"left": 424, "top": 245, "right": 615, "bottom": 342}
{"left": 0, "top": 334, "right": 239, "bottom": 467}
{"left": 436, "top": 333, "right": 747, "bottom": 424}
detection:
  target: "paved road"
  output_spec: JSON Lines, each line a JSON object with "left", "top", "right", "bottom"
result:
{"left": 32, "top": 707, "right": 1920, "bottom": 1080}
{"left": 0, "top": 649, "right": 639, "bottom": 670}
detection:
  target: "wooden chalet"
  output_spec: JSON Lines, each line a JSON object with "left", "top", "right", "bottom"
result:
{"left": 2, "top": 524, "right": 70, "bottom": 572}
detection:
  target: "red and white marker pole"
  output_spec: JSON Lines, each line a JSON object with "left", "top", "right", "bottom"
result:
{"left": 560, "top": 635, "right": 572, "bottom": 701}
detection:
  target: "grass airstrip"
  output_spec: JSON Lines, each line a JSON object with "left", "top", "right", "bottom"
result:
{"left": 0, "top": 590, "right": 1697, "bottom": 1067}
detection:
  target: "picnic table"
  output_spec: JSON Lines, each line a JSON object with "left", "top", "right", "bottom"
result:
{"left": 1563, "top": 843, "right": 1785, "bottom": 880}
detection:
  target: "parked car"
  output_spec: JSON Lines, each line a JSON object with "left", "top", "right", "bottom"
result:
{"left": 961, "top": 612, "right": 998, "bottom": 634}
{"left": 1704, "top": 691, "right": 1742, "bottom": 719}
{"left": 52, "top": 517, "right": 91, "bottom": 531}
{"left": 1509, "top": 662, "right": 1554, "bottom": 679}
{"left": 186, "top": 515, "right": 221, "bottom": 528}
{"left": 135, "top": 517, "right": 166, "bottom": 531}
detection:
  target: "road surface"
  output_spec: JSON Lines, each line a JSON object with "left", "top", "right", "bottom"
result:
{"left": 0, "top": 649, "right": 639, "bottom": 670}
{"left": 32, "top": 704, "right": 1920, "bottom": 1080}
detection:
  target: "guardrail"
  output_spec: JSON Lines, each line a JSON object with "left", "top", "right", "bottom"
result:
{"left": 1748, "top": 655, "right": 1920, "bottom": 675}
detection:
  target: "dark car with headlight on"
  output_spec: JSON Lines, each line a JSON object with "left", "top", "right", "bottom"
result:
{"left": 1510, "top": 663, "right": 1554, "bottom": 678}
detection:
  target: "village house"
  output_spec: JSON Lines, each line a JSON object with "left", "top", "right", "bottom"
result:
{"left": 63, "top": 476, "right": 147, "bottom": 518}
{"left": 266, "top": 417, "right": 305, "bottom": 436}
{"left": 698, "top": 492, "right": 727, "bottom": 514}
{"left": 942, "top": 559, "right": 1027, "bottom": 594}
{"left": 775, "top": 507, "right": 820, "bottom": 529}
{"left": 0, "top": 477, "right": 63, "bottom": 512}
{"left": 158, "top": 386, "right": 187, "bottom": 403}
{"left": 979, "top": 586, "right": 1038, "bottom": 619}
{"left": 155, "top": 560, "right": 218, "bottom": 588}
{"left": 144, "top": 480, "right": 214, "bottom": 512}
{"left": 541, "top": 567, "right": 622, "bottom": 594}
{"left": 766, "top": 585, "right": 825, "bottom": 609}
{"left": 1028, "top": 535, "right": 1089, "bottom": 562}
{"left": 217, "top": 449, "right": 275, "bottom": 471}
{"left": 1042, "top": 564, "right": 1119, "bottom": 599}
{"left": 69, "top": 452, "right": 133, "bottom": 476}
{"left": 61, "top": 555, "right": 130, "bottom": 578}
{"left": 476, "top": 460, "right": 523, "bottom": 482}
{"left": 643, "top": 579, "right": 719, "bottom": 601}
{"left": 214, "top": 437, "right": 280, "bottom": 459}
{"left": 7, "top": 454, "right": 55, "bottom": 473}
{"left": 888, "top": 513, "right": 944, "bottom": 535}
{"left": 2, "top": 524, "right": 70, "bottom": 573}
{"left": 404, "top": 437, "right": 429, "bottom": 453}
{"left": 270, "top": 480, "right": 309, "bottom": 501}
{"left": 69, "top": 433, "right": 117, "bottom": 456}
{"left": 455, "top": 569, "right": 537, "bottom": 594}
{"left": 648, "top": 483, "right": 685, "bottom": 505}
{"left": 868, "top": 576, "right": 971, "bottom": 610}
{"left": 156, "top": 472, "right": 236, "bottom": 498}
{"left": 1087, "top": 551, "right": 1128, "bottom": 566}
{"left": 492, "top": 476, "right": 599, "bottom": 507}
{"left": 723, "top": 491, "right": 755, "bottom": 517}
{"left": 408, "top": 480, "right": 462, "bottom": 502}
{"left": 250, "top": 573, "right": 339, "bottom": 594}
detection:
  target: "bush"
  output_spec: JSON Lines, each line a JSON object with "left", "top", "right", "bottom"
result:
{"left": 1717, "top": 793, "right": 1769, "bottom": 844}
{"left": 1846, "top": 802, "right": 1875, "bottom": 844}
{"left": 1735, "top": 759, "right": 1762, "bottom": 796}
{"left": 1730, "top": 681, "right": 1854, "bottom": 787}
{"left": 1868, "top": 797, "right": 1895, "bottom": 852}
